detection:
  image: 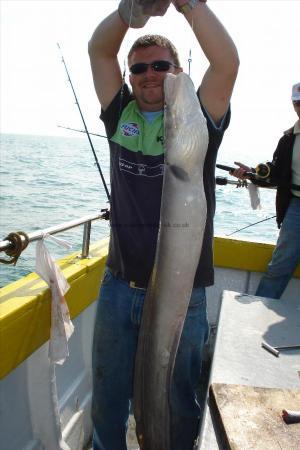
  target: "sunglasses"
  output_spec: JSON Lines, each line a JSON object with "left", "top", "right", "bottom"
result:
{"left": 293, "top": 100, "right": 300, "bottom": 107}
{"left": 129, "top": 60, "right": 178, "bottom": 75}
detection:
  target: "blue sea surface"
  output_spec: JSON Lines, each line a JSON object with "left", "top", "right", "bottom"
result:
{"left": 0, "top": 133, "right": 278, "bottom": 287}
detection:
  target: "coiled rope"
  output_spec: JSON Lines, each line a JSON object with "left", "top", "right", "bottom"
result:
{"left": 0, "top": 231, "right": 29, "bottom": 265}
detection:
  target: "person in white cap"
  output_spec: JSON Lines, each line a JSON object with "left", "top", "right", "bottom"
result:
{"left": 232, "top": 82, "right": 300, "bottom": 299}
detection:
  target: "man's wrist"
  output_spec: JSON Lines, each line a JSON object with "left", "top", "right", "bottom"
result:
{"left": 175, "top": 0, "right": 207, "bottom": 15}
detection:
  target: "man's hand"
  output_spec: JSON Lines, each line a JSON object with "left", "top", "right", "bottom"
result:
{"left": 172, "top": 0, "right": 206, "bottom": 12}
{"left": 231, "top": 162, "right": 252, "bottom": 180}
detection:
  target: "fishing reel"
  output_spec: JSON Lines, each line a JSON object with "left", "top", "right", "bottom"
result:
{"left": 251, "top": 162, "right": 274, "bottom": 187}
{"left": 255, "top": 163, "right": 271, "bottom": 179}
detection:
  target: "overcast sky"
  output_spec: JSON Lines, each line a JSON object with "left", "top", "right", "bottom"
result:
{"left": 1, "top": 0, "right": 300, "bottom": 164}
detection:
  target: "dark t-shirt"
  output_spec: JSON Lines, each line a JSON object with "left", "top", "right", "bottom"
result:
{"left": 100, "top": 84, "right": 230, "bottom": 287}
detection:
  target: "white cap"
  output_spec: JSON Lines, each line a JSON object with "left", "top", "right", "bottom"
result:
{"left": 291, "top": 83, "right": 300, "bottom": 101}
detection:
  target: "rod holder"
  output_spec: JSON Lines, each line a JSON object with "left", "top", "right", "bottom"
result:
{"left": 81, "top": 221, "right": 92, "bottom": 258}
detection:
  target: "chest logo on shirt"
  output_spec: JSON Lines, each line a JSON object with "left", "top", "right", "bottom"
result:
{"left": 120, "top": 122, "right": 140, "bottom": 137}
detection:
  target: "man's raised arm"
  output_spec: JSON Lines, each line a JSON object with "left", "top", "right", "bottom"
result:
{"left": 173, "top": 1, "right": 239, "bottom": 123}
{"left": 88, "top": 1, "right": 171, "bottom": 111}
{"left": 88, "top": 11, "right": 129, "bottom": 111}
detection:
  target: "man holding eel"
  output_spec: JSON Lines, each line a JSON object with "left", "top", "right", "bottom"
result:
{"left": 88, "top": 1, "right": 239, "bottom": 448}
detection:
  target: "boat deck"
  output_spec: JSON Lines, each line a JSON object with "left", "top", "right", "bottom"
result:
{"left": 198, "top": 290, "right": 300, "bottom": 449}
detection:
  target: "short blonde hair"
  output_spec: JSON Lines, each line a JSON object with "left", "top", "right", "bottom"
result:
{"left": 128, "top": 34, "right": 181, "bottom": 67}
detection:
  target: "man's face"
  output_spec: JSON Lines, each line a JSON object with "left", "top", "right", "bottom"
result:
{"left": 293, "top": 100, "right": 300, "bottom": 119}
{"left": 128, "top": 45, "right": 182, "bottom": 112}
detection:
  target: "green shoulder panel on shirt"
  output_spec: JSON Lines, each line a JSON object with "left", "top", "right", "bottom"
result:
{"left": 111, "top": 100, "right": 165, "bottom": 156}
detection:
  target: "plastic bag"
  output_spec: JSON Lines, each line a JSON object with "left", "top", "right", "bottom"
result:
{"left": 247, "top": 182, "right": 262, "bottom": 210}
{"left": 35, "top": 235, "right": 74, "bottom": 365}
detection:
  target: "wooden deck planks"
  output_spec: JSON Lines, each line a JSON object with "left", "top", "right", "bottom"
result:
{"left": 209, "top": 383, "right": 300, "bottom": 450}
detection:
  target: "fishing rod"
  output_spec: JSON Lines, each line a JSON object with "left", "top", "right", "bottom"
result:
{"left": 216, "top": 176, "right": 248, "bottom": 187}
{"left": 216, "top": 164, "right": 253, "bottom": 178}
{"left": 226, "top": 215, "right": 276, "bottom": 236}
{"left": 57, "top": 43, "right": 110, "bottom": 203}
{"left": 57, "top": 125, "right": 107, "bottom": 139}
{"left": 216, "top": 163, "right": 273, "bottom": 187}
{"left": 215, "top": 176, "right": 275, "bottom": 190}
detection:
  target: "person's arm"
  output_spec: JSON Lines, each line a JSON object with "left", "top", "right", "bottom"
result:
{"left": 173, "top": 1, "right": 239, "bottom": 123}
{"left": 88, "top": 11, "right": 128, "bottom": 111}
{"left": 88, "top": 2, "right": 171, "bottom": 111}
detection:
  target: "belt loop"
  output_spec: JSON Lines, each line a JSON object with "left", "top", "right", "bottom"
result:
{"left": 129, "top": 281, "right": 146, "bottom": 290}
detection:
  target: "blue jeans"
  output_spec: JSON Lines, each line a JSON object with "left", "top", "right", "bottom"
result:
{"left": 92, "top": 268, "right": 209, "bottom": 450}
{"left": 256, "top": 197, "right": 300, "bottom": 299}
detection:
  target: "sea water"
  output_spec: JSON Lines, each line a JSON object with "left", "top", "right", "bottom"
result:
{"left": 0, "top": 133, "right": 278, "bottom": 287}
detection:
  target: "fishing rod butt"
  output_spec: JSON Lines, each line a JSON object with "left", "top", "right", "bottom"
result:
{"left": 216, "top": 176, "right": 228, "bottom": 186}
{"left": 216, "top": 163, "right": 235, "bottom": 173}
